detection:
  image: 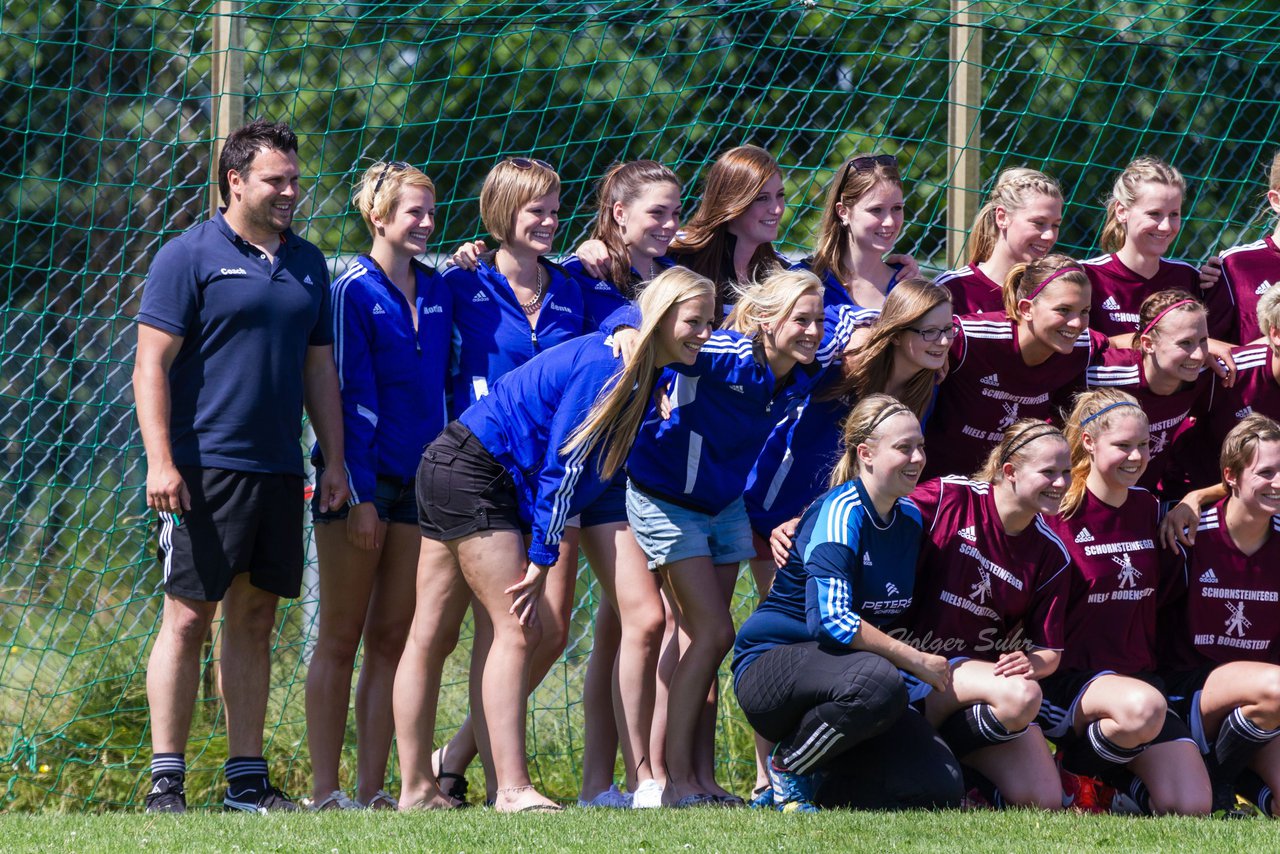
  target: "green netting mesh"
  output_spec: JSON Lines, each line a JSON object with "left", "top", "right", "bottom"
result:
{"left": 3, "top": 0, "right": 1280, "bottom": 810}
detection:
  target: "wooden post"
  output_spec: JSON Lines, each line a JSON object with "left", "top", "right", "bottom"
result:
{"left": 208, "top": 1, "right": 244, "bottom": 219}
{"left": 948, "top": 1, "right": 983, "bottom": 269}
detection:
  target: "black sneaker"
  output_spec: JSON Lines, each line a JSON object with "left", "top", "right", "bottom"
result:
{"left": 224, "top": 784, "right": 299, "bottom": 814}
{"left": 144, "top": 776, "right": 187, "bottom": 813}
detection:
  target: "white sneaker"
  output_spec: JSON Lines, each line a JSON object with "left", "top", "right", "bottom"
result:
{"left": 630, "top": 779, "right": 664, "bottom": 809}
{"left": 578, "top": 783, "right": 632, "bottom": 808}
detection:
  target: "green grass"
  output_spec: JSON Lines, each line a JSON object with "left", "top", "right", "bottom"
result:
{"left": 0, "top": 808, "right": 1278, "bottom": 853}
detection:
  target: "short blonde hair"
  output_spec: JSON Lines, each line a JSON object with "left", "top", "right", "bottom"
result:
{"left": 1257, "top": 285, "right": 1280, "bottom": 339}
{"left": 1100, "top": 156, "right": 1185, "bottom": 254}
{"left": 725, "top": 268, "right": 824, "bottom": 338}
{"left": 354, "top": 161, "right": 436, "bottom": 239}
{"left": 479, "top": 159, "right": 560, "bottom": 245}
{"left": 1221, "top": 414, "right": 1280, "bottom": 495}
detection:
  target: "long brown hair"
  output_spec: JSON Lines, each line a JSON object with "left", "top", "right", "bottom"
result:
{"left": 1099, "top": 156, "right": 1185, "bottom": 254}
{"left": 1060, "top": 389, "right": 1148, "bottom": 518}
{"left": 590, "top": 160, "right": 682, "bottom": 297}
{"left": 1002, "top": 253, "right": 1089, "bottom": 320}
{"left": 561, "top": 267, "right": 715, "bottom": 479}
{"left": 967, "top": 167, "right": 1063, "bottom": 265}
{"left": 671, "top": 145, "right": 783, "bottom": 290}
{"left": 810, "top": 154, "right": 903, "bottom": 284}
{"left": 829, "top": 394, "right": 919, "bottom": 488}
{"left": 822, "top": 278, "right": 951, "bottom": 419}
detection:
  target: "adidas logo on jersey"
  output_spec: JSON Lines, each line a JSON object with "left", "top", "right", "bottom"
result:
{"left": 1257, "top": 281, "right": 1274, "bottom": 295}
{"left": 729, "top": 384, "right": 745, "bottom": 394}
{"left": 958, "top": 525, "right": 976, "bottom": 542}
{"left": 981, "top": 374, "right": 999, "bottom": 386}
{"left": 472, "top": 291, "right": 490, "bottom": 302}
{"left": 1075, "top": 527, "right": 1095, "bottom": 544}
{"left": 371, "top": 303, "right": 386, "bottom": 315}
{"left": 1237, "top": 407, "right": 1254, "bottom": 419}
{"left": 595, "top": 281, "right": 614, "bottom": 291}
{"left": 1200, "top": 568, "right": 1219, "bottom": 584}
{"left": 863, "top": 553, "right": 874, "bottom": 566}
{"left": 303, "top": 274, "right": 314, "bottom": 285}
{"left": 1102, "top": 296, "right": 1120, "bottom": 310}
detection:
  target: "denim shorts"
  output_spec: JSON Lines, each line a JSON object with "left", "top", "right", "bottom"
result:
{"left": 624, "top": 481, "right": 754, "bottom": 571}
{"left": 311, "top": 467, "right": 418, "bottom": 526}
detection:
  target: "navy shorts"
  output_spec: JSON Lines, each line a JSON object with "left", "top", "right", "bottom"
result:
{"left": 416, "top": 421, "right": 526, "bottom": 541}
{"left": 312, "top": 467, "right": 417, "bottom": 526}
{"left": 156, "top": 466, "right": 304, "bottom": 602}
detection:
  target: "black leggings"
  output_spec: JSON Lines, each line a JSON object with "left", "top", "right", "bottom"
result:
{"left": 817, "top": 709, "right": 966, "bottom": 810}
{"left": 734, "top": 642, "right": 907, "bottom": 774}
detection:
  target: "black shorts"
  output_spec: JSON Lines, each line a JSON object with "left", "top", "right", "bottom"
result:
{"left": 156, "top": 466, "right": 304, "bottom": 602}
{"left": 1038, "top": 670, "right": 1165, "bottom": 740}
{"left": 312, "top": 468, "right": 417, "bottom": 526}
{"left": 416, "top": 421, "right": 525, "bottom": 541}
{"left": 1159, "top": 665, "right": 1216, "bottom": 724}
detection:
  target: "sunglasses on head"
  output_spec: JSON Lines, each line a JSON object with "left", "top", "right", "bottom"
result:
{"left": 372, "top": 160, "right": 411, "bottom": 196}
{"left": 837, "top": 154, "right": 899, "bottom": 195}
{"left": 506, "top": 157, "right": 555, "bottom": 171}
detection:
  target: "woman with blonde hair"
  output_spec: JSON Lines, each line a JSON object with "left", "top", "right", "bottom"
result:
{"left": 305, "top": 161, "right": 452, "bottom": 811}
{"left": 393, "top": 267, "right": 716, "bottom": 813}
{"left": 938, "top": 167, "right": 1064, "bottom": 315}
{"left": 616, "top": 268, "right": 861, "bottom": 805}
{"left": 733, "top": 395, "right": 962, "bottom": 812}
{"left": 1035, "top": 389, "right": 1211, "bottom": 815}
{"left": 1083, "top": 155, "right": 1232, "bottom": 339}
{"left": 904, "top": 421, "right": 1073, "bottom": 809}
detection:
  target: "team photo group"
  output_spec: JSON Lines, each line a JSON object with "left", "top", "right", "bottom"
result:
{"left": 133, "top": 117, "right": 1280, "bottom": 819}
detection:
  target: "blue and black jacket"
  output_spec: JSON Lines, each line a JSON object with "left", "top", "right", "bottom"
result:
{"left": 458, "top": 333, "right": 634, "bottom": 566}
{"left": 622, "top": 305, "right": 862, "bottom": 516}
{"left": 444, "top": 251, "right": 586, "bottom": 418}
{"left": 321, "top": 255, "right": 453, "bottom": 502}
{"left": 791, "top": 258, "right": 907, "bottom": 309}
{"left": 732, "top": 477, "right": 924, "bottom": 686}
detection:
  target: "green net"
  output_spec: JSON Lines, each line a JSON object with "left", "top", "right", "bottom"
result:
{"left": 3, "top": 0, "right": 1280, "bottom": 810}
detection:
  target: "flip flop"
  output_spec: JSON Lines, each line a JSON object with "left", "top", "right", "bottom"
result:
{"left": 437, "top": 772, "right": 471, "bottom": 807}
{"left": 310, "top": 790, "right": 359, "bottom": 811}
{"left": 515, "top": 802, "right": 563, "bottom": 813}
{"left": 672, "top": 793, "right": 717, "bottom": 808}
{"left": 714, "top": 794, "right": 746, "bottom": 807}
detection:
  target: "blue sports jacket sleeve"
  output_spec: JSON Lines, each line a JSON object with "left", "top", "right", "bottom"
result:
{"left": 332, "top": 280, "right": 379, "bottom": 504}
{"left": 525, "top": 356, "right": 621, "bottom": 566}
{"left": 804, "top": 542, "right": 865, "bottom": 646}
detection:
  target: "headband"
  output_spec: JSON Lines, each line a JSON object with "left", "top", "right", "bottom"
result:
{"left": 1000, "top": 423, "right": 1061, "bottom": 464}
{"left": 1139, "top": 298, "right": 1199, "bottom": 338}
{"left": 866, "top": 403, "right": 912, "bottom": 437}
{"left": 1080, "top": 400, "right": 1143, "bottom": 427}
{"left": 1023, "top": 266, "right": 1077, "bottom": 302}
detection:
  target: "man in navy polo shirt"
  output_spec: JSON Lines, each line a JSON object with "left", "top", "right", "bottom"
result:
{"left": 133, "top": 119, "right": 348, "bottom": 813}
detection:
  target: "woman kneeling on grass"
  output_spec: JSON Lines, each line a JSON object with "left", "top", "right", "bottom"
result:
{"left": 732, "top": 395, "right": 962, "bottom": 812}
{"left": 904, "top": 421, "right": 1073, "bottom": 810}
{"left": 392, "top": 267, "right": 716, "bottom": 812}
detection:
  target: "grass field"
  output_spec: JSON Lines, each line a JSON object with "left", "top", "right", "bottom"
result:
{"left": 0, "top": 808, "right": 1277, "bottom": 853}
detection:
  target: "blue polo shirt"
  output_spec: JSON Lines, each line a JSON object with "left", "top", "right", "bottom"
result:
{"left": 136, "top": 210, "right": 332, "bottom": 475}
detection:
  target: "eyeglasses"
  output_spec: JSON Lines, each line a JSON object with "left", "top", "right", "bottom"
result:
{"left": 506, "top": 157, "right": 555, "bottom": 171}
{"left": 372, "top": 160, "right": 411, "bottom": 197}
{"left": 906, "top": 322, "right": 960, "bottom": 342}
{"left": 837, "top": 154, "right": 899, "bottom": 196}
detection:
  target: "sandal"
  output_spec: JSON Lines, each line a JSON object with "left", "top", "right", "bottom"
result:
{"left": 310, "top": 790, "right": 359, "bottom": 811}
{"left": 358, "top": 789, "right": 399, "bottom": 810}
{"left": 672, "top": 793, "right": 717, "bottom": 808}
{"left": 438, "top": 771, "right": 470, "bottom": 806}
{"left": 515, "top": 801, "right": 563, "bottom": 813}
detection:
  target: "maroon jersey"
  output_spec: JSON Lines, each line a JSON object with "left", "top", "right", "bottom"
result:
{"left": 923, "top": 314, "right": 1105, "bottom": 478}
{"left": 1207, "top": 344, "right": 1280, "bottom": 447}
{"left": 1044, "top": 488, "right": 1183, "bottom": 673}
{"left": 1085, "top": 347, "right": 1213, "bottom": 492}
{"left": 937, "top": 264, "right": 1004, "bottom": 315}
{"left": 1218, "top": 237, "right": 1280, "bottom": 345}
{"left": 904, "top": 476, "right": 1071, "bottom": 661}
{"left": 1165, "top": 499, "right": 1280, "bottom": 668}
{"left": 1082, "top": 253, "right": 1232, "bottom": 340}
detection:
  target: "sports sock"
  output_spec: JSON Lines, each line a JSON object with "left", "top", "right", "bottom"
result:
{"left": 937, "top": 703, "right": 1022, "bottom": 758}
{"left": 151, "top": 753, "right": 185, "bottom": 783}
{"left": 1215, "top": 707, "right": 1280, "bottom": 784}
{"left": 1060, "top": 720, "right": 1146, "bottom": 778}
{"left": 225, "top": 756, "right": 270, "bottom": 795}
